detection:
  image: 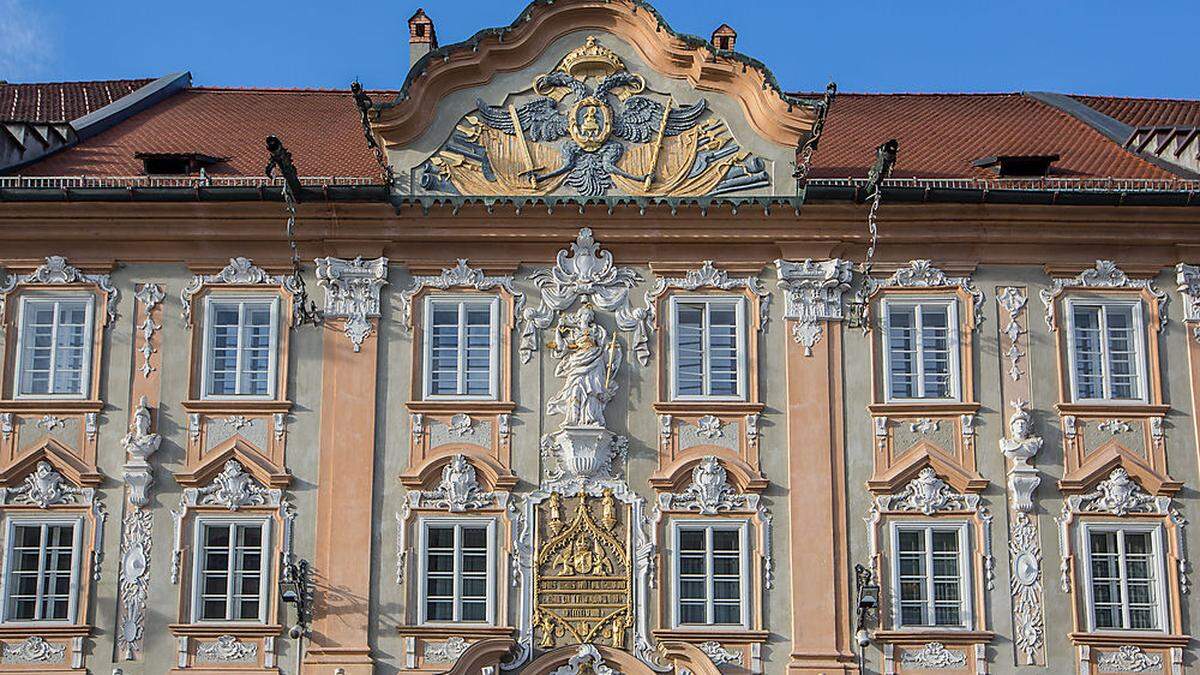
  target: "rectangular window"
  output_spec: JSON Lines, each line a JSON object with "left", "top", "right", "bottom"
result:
{"left": 891, "top": 523, "right": 970, "bottom": 628}
{"left": 673, "top": 523, "right": 747, "bottom": 627}
{"left": 423, "top": 297, "right": 499, "bottom": 399}
{"left": 420, "top": 520, "right": 494, "bottom": 624}
{"left": 670, "top": 297, "right": 747, "bottom": 400}
{"left": 2, "top": 520, "right": 80, "bottom": 623}
{"left": 193, "top": 520, "right": 270, "bottom": 623}
{"left": 1067, "top": 300, "right": 1146, "bottom": 402}
{"left": 202, "top": 297, "right": 279, "bottom": 399}
{"left": 16, "top": 296, "right": 95, "bottom": 398}
{"left": 883, "top": 299, "right": 959, "bottom": 401}
{"left": 1083, "top": 525, "right": 1165, "bottom": 632}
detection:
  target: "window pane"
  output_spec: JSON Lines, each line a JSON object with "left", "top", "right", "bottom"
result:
{"left": 19, "top": 299, "right": 90, "bottom": 396}
{"left": 196, "top": 521, "right": 266, "bottom": 622}
{"left": 674, "top": 526, "right": 743, "bottom": 626}
{"left": 1087, "top": 528, "right": 1161, "bottom": 631}
{"left": 1104, "top": 305, "right": 1139, "bottom": 400}
{"left": 675, "top": 304, "right": 704, "bottom": 396}
{"left": 423, "top": 523, "right": 492, "bottom": 623}
{"left": 5, "top": 523, "right": 76, "bottom": 622}
{"left": 894, "top": 526, "right": 964, "bottom": 628}
{"left": 886, "top": 306, "right": 917, "bottom": 398}
{"left": 428, "top": 301, "right": 495, "bottom": 398}
{"left": 207, "top": 300, "right": 275, "bottom": 397}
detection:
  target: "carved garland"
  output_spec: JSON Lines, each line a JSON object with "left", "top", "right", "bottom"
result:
{"left": 116, "top": 397, "right": 162, "bottom": 660}
{"left": 519, "top": 228, "right": 651, "bottom": 365}
{"left": 180, "top": 257, "right": 298, "bottom": 325}
{"left": 857, "top": 259, "right": 986, "bottom": 331}
{"left": 996, "top": 286, "right": 1027, "bottom": 381}
{"left": 397, "top": 258, "right": 524, "bottom": 331}
{"left": 1040, "top": 260, "right": 1168, "bottom": 332}
{"left": 134, "top": 283, "right": 165, "bottom": 378}
{"left": 0, "top": 255, "right": 119, "bottom": 324}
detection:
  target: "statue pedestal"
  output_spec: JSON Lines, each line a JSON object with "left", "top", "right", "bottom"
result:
{"left": 551, "top": 426, "right": 616, "bottom": 480}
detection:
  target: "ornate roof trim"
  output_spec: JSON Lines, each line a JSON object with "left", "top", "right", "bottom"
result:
{"left": 371, "top": 0, "right": 820, "bottom": 148}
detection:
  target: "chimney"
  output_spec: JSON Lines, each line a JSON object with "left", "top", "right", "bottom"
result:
{"left": 711, "top": 24, "right": 737, "bottom": 51}
{"left": 408, "top": 9, "right": 437, "bottom": 67}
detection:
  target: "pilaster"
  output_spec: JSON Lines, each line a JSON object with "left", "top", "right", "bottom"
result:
{"left": 305, "top": 257, "right": 388, "bottom": 674}
{"left": 776, "top": 259, "right": 858, "bottom": 673}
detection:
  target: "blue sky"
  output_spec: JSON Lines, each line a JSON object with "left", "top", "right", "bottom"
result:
{"left": 3, "top": 0, "right": 1198, "bottom": 99}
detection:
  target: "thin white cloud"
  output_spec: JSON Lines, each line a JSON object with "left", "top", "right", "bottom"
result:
{"left": 0, "top": 0, "right": 53, "bottom": 81}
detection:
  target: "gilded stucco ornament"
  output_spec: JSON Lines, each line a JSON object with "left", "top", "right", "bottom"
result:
{"left": 418, "top": 36, "right": 770, "bottom": 198}
{"left": 396, "top": 258, "right": 524, "bottom": 330}
{"left": 521, "top": 227, "right": 651, "bottom": 365}
{"left": 315, "top": 256, "right": 389, "bottom": 352}
{"left": 0, "top": 255, "right": 119, "bottom": 324}
{"left": 775, "top": 258, "right": 853, "bottom": 356}
{"left": 1041, "top": 260, "right": 1167, "bottom": 331}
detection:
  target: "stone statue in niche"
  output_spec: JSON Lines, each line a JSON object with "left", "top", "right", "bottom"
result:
{"left": 546, "top": 304, "right": 621, "bottom": 428}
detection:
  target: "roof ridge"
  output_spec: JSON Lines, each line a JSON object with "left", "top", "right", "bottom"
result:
{"left": 787, "top": 90, "right": 1024, "bottom": 98}
{"left": 190, "top": 85, "right": 396, "bottom": 95}
{"left": 1070, "top": 93, "right": 1200, "bottom": 104}
{"left": 0, "top": 77, "right": 153, "bottom": 87}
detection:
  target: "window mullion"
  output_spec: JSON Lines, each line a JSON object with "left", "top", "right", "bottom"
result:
{"left": 34, "top": 523, "right": 48, "bottom": 620}
{"left": 1099, "top": 306, "right": 1114, "bottom": 401}
{"left": 453, "top": 525, "right": 463, "bottom": 622}
{"left": 914, "top": 305, "right": 927, "bottom": 398}
{"left": 457, "top": 304, "right": 468, "bottom": 396}
{"left": 233, "top": 303, "right": 247, "bottom": 397}
{"left": 48, "top": 304, "right": 61, "bottom": 393}
{"left": 226, "top": 524, "right": 237, "bottom": 621}
{"left": 1117, "top": 530, "right": 1131, "bottom": 630}
{"left": 926, "top": 528, "right": 936, "bottom": 625}
{"left": 706, "top": 527, "right": 715, "bottom": 624}
{"left": 702, "top": 304, "right": 712, "bottom": 397}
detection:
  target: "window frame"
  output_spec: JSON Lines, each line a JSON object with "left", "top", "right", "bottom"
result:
{"left": 667, "top": 294, "right": 749, "bottom": 402}
{"left": 189, "top": 515, "right": 273, "bottom": 624}
{"left": 421, "top": 294, "right": 501, "bottom": 401}
{"left": 416, "top": 516, "right": 497, "bottom": 626}
{"left": 1078, "top": 521, "right": 1169, "bottom": 634}
{"left": 0, "top": 515, "right": 84, "bottom": 625}
{"left": 888, "top": 520, "right": 973, "bottom": 630}
{"left": 199, "top": 294, "right": 281, "bottom": 401}
{"left": 1064, "top": 297, "right": 1149, "bottom": 404}
{"left": 668, "top": 518, "right": 752, "bottom": 630}
{"left": 880, "top": 297, "right": 962, "bottom": 403}
{"left": 13, "top": 293, "right": 97, "bottom": 400}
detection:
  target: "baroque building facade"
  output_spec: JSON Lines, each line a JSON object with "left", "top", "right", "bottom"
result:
{"left": 0, "top": 1, "right": 1199, "bottom": 674}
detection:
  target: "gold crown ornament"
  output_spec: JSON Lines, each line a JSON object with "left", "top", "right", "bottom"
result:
{"left": 559, "top": 36, "right": 624, "bottom": 79}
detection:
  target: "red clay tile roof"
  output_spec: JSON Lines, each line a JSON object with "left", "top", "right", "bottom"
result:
{"left": 13, "top": 85, "right": 1192, "bottom": 182}
{"left": 807, "top": 92, "right": 1177, "bottom": 180}
{"left": 21, "top": 87, "right": 394, "bottom": 178}
{"left": 0, "top": 79, "right": 153, "bottom": 123}
{"left": 1072, "top": 95, "right": 1200, "bottom": 129}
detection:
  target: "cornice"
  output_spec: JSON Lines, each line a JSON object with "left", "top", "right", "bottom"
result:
{"left": 371, "top": 0, "right": 818, "bottom": 148}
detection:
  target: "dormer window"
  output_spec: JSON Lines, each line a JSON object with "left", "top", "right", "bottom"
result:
{"left": 136, "top": 152, "right": 227, "bottom": 176}
{"left": 971, "top": 154, "right": 1060, "bottom": 177}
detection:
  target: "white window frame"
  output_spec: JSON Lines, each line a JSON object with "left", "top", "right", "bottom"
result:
{"left": 13, "top": 293, "right": 96, "bottom": 400}
{"left": 421, "top": 295, "right": 501, "bottom": 401}
{"left": 881, "top": 297, "right": 962, "bottom": 403}
{"left": 0, "top": 515, "right": 84, "bottom": 625}
{"left": 889, "top": 520, "right": 973, "bottom": 630}
{"left": 199, "top": 295, "right": 281, "bottom": 401}
{"left": 1064, "top": 298, "right": 1149, "bottom": 404}
{"left": 1079, "top": 522, "right": 1169, "bottom": 634}
{"left": 669, "top": 519, "right": 752, "bottom": 630}
{"left": 416, "top": 516, "right": 497, "bottom": 626}
{"left": 668, "top": 295, "right": 749, "bottom": 401}
{"left": 189, "top": 516, "right": 273, "bottom": 624}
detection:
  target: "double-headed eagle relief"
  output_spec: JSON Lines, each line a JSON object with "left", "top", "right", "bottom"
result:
{"left": 418, "top": 36, "right": 772, "bottom": 197}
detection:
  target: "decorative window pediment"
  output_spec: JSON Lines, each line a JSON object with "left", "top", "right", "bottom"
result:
{"left": 0, "top": 256, "right": 118, "bottom": 325}
{"left": 397, "top": 259, "right": 523, "bottom": 332}
{"left": 406, "top": 454, "right": 506, "bottom": 513}
{"left": 1041, "top": 260, "right": 1167, "bottom": 332}
{"left": 180, "top": 257, "right": 297, "bottom": 325}
{"left": 858, "top": 260, "right": 985, "bottom": 331}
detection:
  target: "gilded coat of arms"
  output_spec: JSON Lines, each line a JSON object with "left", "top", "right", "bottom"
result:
{"left": 532, "top": 490, "right": 633, "bottom": 650}
{"left": 419, "top": 36, "right": 771, "bottom": 197}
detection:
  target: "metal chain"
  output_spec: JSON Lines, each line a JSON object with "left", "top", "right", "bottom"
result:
{"left": 280, "top": 180, "right": 320, "bottom": 327}
{"left": 863, "top": 188, "right": 882, "bottom": 278}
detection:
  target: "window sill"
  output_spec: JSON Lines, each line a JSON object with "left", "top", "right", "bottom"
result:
{"left": 396, "top": 625, "right": 514, "bottom": 639}
{"left": 0, "top": 399, "right": 103, "bottom": 413}
{"left": 0, "top": 623, "right": 91, "bottom": 637}
{"left": 873, "top": 629, "right": 994, "bottom": 643}
{"left": 653, "top": 401, "right": 765, "bottom": 415}
{"left": 652, "top": 628, "right": 769, "bottom": 642}
{"left": 1055, "top": 402, "right": 1170, "bottom": 416}
{"left": 406, "top": 400, "right": 516, "bottom": 414}
{"left": 868, "top": 401, "right": 980, "bottom": 416}
{"left": 180, "top": 399, "right": 292, "bottom": 414}
{"left": 168, "top": 623, "right": 282, "bottom": 638}
{"left": 1068, "top": 631, "right": 1189, "bottom": 648}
